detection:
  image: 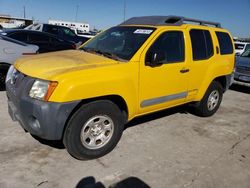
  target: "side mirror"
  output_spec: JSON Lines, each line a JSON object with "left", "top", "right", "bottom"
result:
{"left": 146, "top": 51, "right": 165, "bottom": 67}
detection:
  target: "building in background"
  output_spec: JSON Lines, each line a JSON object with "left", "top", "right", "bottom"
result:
{"left": 0, "top": 14, "right": 33, "bottom": 29}
{"left": 48, "top": 20, "right": 89, "bottom": 35}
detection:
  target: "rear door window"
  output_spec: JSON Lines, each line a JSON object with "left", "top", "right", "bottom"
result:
{"left": 190, "top": 29, "right": 214, "bottom": 60}
{"left": 215, "top": 32, "right": 233, "bottom": 55}
{"left": 46, "top": 25, "right": 59, "bottom": 35}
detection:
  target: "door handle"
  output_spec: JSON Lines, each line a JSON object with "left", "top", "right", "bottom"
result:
{"left": 216, "top": 46, "right": 219, "bottom": 54}
{"left": 180, "top": 68, "right": 190, "bottom": 73}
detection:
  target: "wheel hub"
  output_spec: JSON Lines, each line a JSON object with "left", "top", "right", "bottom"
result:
{"left": 207, "top": 90, "right": 219, "bottom": 111}
{"left": 90, "top": 124, "right": 103, "bottom": 136}
{"left": 80, "top": 115, "right": 114, "bottom": 149}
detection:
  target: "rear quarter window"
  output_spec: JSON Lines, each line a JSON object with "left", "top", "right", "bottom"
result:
{"left": 215, "top": 32, "right": 233, "bottom": 55}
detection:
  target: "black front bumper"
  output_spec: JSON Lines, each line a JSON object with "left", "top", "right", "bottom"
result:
{"left": 6, "top": 72, "right": 79, "bottom": 140}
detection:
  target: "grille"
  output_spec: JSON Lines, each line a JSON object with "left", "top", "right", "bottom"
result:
{"left": 236, "top": 66, "right": 250, "bottom": 75}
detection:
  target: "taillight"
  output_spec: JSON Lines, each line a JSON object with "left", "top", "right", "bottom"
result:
{"left": 22, "top": 52, "right": 37, "bottom": 55}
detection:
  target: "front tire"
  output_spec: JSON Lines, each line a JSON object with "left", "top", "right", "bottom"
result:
{"left": 63, "top": 100, "right": 124, "bottom": 160}
{"left": 193, "top": 81, "right": 223, "bottom": 117}
{"left": 0, "top": 65, "right": 9, "bottom": 91}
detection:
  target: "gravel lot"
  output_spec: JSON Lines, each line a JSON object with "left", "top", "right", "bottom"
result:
{"left": 0, "top": 85, "right": 249, "bottom": 188}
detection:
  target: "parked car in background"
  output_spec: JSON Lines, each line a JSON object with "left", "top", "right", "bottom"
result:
{"left": 234, "top": 49, "right": 250, "bottom": 84}
{"left": 0, "top": 35, "right": 38, "bottom": 90}
{"left": 1, "top": 29, "right": 76, "bottom": 53}
{"left": 25, "top": 23, "right": 89, "bottom": 47}
{"left": 234, "top": 41, "right": 250, "bottom": 56}
{"left": 76, "top": 31, "right": 95, "bottom": 39}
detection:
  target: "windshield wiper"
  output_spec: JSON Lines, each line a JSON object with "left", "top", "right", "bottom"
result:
{"left": 100, "top": 51, "right": 126, "bottom": 61}
{"left": 81, "top": 48, "right": 104, "bottom": 56}
{"left": 82, "top": 48, "right": 126, "bottom": 61}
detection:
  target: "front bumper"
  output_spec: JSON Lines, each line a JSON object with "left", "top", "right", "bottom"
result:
{"left": 6, "top": 72, "right": 80, "bottom": 140}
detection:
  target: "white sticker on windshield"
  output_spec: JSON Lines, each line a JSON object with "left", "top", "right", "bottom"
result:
{"left": 134, "top": 29, "right": 153, "bottom": 34}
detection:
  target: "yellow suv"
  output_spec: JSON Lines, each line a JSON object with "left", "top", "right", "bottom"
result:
{"left": 6, "top": 16, "right": 235, "bottom": 159}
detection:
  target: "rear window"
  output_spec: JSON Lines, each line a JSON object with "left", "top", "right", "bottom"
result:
{"left": 190, "top": 29, "right": 214, "bottom": 61}
{"left": 0, "top": 35, "right": 28, "bottom": 46}
{"left": 216, "top": 32, "right": 233, "bottom": 55}
{"left": 29, "top": 33, "right": 50, "bottom": 42}
{"left": 235, "top": 43, "right": 245, "bottom": 50}
{"left": 8, "top": 32, "right": 28, "bottom": 42}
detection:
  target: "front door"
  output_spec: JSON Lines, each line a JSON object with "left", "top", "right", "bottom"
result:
{"left": 139, "top": 29, "right": 189, "bottom": 114}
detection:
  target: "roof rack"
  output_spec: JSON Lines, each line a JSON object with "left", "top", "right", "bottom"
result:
{"left": 120, "top": 16, "right": 221, "bottom": 28}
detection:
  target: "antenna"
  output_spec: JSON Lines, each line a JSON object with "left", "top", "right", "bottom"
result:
{"left": 123, "top": 0, "right": 126, "bottom": 21}
{"left": 23, "top": 6, "right": 26, "bottom": 19}
{"left": 75, "top": 5, "right": 79, "bottom": 22}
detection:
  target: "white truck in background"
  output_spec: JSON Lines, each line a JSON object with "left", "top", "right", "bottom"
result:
{"left": 48, "top": 20, "right": 89, "bottom": 34}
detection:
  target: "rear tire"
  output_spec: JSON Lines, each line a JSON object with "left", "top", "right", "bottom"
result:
{"left": 63, "top": 100, "right": 124, "bottom": 160}
{"left": 193, "top": 81, "right": 223, "bottom": 117}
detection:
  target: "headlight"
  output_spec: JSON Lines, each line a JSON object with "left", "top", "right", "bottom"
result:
{"left": 29, "top": 80, "right": 58, "bottom": 101}
{"left": 5, "top": 65, "right": 15, "bottom": 83}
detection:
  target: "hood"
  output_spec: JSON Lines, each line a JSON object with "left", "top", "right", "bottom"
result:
{"left": 236, "top": 56, "right": 250, "bottom": 67}
{"left": 15, "top": 50, "right": 118, "bottom": 80}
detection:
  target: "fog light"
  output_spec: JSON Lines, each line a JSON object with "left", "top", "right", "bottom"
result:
{"left": 30, "top": 116, "right": 41, "bottom": 130}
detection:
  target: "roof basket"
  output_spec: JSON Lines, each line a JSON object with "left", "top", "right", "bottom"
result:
{"left": 120, "top": 16, "right": 221, "bottom": 28}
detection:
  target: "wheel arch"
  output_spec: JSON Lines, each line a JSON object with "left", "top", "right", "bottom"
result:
{"left": 213, "top": 75, "right": 231, "bottom": 92}
{"left": 61, "top": 94, "right": 129, "bottom": 140}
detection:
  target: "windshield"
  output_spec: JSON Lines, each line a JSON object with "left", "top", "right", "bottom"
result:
{"left": 241, "top": 49, "right": 250, "bottom": 58}
{"left": 81, "top": 26, "right": 156, "bottom": 61}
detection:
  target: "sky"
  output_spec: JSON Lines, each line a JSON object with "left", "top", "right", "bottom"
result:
{"left": 0, "top": 0, "right": 250, "bottom": 37}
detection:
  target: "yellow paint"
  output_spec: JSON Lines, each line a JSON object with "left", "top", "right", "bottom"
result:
{"left": 14, "top": 24, "right": 234, "bottom": 121}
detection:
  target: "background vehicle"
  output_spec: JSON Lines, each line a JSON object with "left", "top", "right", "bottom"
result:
{"left": 6, "top": 16, "right": 234, "bottom": 160}
{"left": 0, "top": 35, "right": 38, "bottom": 90}
{"left": 234, "top": 41, "right": 250, "bottom": 56}
{"left": 25, "top": 23, "right": 89, "bottom": 47}
{"left": 76, "top": 31, "right": 95, "bottom": 38}
{"left": 234, "top": 49, "right": 250, "bottom": 84}
{"left": 1, "top": 29, "right": 76, "bottom": 53}
{"left": 48, "top": 19, "right": 90, "bottom": 33}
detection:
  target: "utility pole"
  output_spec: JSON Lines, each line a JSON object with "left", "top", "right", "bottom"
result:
{"left": 123, "top": 0, "right": 126, "bottom": 21}
{"left": 75, "top": 5, "right": 79, "bottom": 22}
{"left": 23, "top": 6, "right": 26, "bottom": 19}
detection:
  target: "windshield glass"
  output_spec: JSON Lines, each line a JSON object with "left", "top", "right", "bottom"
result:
{"left": 241, "top": 49, "right": 250, "bottom": 58}
{"left": 81, "top": 26, "right": 156, "bottom": 61}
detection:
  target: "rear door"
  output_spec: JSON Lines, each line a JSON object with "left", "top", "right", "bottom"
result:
{"left": 185, "top": 27, "right": 215, "bottom": 101}
{"left": 28, "top": 33, "right": 51, "bottom": 53}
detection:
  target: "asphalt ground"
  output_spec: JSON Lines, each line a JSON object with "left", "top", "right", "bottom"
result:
{"left": 0, "top": 84, "right": 249, "bottom": 188}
